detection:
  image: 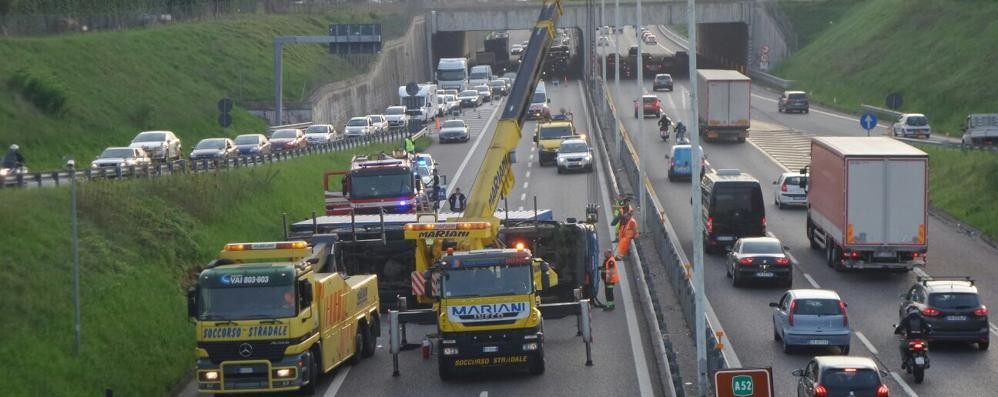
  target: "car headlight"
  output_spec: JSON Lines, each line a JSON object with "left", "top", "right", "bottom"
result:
{"left": 272, "top": 368, "right": 296, "bottom": 379}
{"left": 198, "top": 370, "right": 219, "bottom": 382}
{"left": 557, "top": 157, "right": 567, "bottom": 164}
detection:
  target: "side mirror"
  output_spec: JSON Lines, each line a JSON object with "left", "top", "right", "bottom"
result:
{"left": 299, "top": 280, "right": 313, "bottom": 308}
{"left": 187, "top": 287, "right": 198, "bottom": 318}
{"left": 892, "top": 324, "right": 897, "bottom": 328}
{"left": 791, "top": 369, "right": 804, "bottom": 377}
{"left": 423, "top": 271, "right": 437, "bottom": 298}
{"left": 768, "top": 302, "right": 779, "bottom": 307}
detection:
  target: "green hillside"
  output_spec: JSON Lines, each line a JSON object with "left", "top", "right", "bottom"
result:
{"left": 0, "top": 137, "right": 429, "bottom": 396}
{"left": 0, "top": 10, "right": 405, "bottom": 169}
{"left": 776, "top": 0, "right": 998, "bottom": 136}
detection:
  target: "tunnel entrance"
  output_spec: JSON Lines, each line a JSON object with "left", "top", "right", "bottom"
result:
{"left": 696, "top": 22, "right": 749, "bottom": 70}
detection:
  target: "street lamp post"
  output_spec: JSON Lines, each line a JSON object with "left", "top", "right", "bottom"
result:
{"left": 686, "top": 0, "right": 708, "bottom": 395}
{"left": 67, "top": 158, "right": 80, "bottom": 355}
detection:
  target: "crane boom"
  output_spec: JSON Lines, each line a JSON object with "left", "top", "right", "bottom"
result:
{"left": 459, "top": 0, "right": 563, "bottom": 234}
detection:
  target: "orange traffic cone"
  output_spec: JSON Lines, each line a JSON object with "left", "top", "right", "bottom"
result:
{"left": 435, "top": 117, "right": 441, "bottom": 130}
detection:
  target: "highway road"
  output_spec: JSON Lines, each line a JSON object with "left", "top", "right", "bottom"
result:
{"left": 601, "top": 25, "right": 998, "bottom": 397}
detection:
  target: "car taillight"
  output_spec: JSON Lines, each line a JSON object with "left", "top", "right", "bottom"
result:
{"left": 908, "top": 340, "right": 925, "bottom": 351}
{"left": 762, "top": 216, "right": 767, "bottom": 227}
{"left": 671, "top": 160, "right": 676, "bottom": 167}
{"left": 814, "top": 384, "right": 827, "bottom": 397}
{"left": 838, "top": 301, "right": 849, "bottom": 327}
{"left": 780, "top": 183, "right": 788, "bottom": 192}
{"left": 775, "top": 257, "right": 790, "bottom": 266}
{"left": 842, "top": 251, "right": 860, "bottom": 259}
{"left": 921, "top": 307, "right": 941, "bottom": 317}
{"left": 876, "top": 384, "right": 890, "bottom": 397}
{"left": 738, "top": 257, "right": 753, "bottom": 265}
{"left": 975, "top": 306, "right": 989, "bottom": 316}
{"left": 706, "top": 217, "right": 713, "bottom": 234}
{"left": 788, "top": 300, "right": 797, "bottom": 326}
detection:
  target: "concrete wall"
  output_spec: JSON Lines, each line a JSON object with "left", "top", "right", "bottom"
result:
{"left": 310, "top": 16, "right": 431, "bottom": 129}
{"left": 748, "top": 0, "right": 789, "bottom": 71}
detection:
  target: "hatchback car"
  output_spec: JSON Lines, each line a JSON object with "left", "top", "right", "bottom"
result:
{"left": 489, "top": 80, "right": 508, "bottom": 96}
{"left": 892, "top": 113, "right": 931, "bottom": 138}
{"left": 269, "top": 128, "right": 305, "bottom": 150}
{"left": 367, "top": 114, "right": 389, "bottom": 134}
{"left": 439, "top": 120, "right": 470, "bottom": 143}
{"left": 556, "top": 138, "right": 593, "bottom": 173}
{"left": 665, "top": 144, "right": 705, "bottom": 181}
{"left": 304, "top": 124, "right": 336, "bottom": 145}
{"left": 634, "top": 95, "right": 662, "bottom": 118}
{"left": 189, "top": 138, "right": 237, "bottom": 161}
{"left": 727, "top": 237, "right": 792, "bottom": 287}
{"left": 778, "top": 91, "right": 810, "bottom": 114}
{"left": 344, "top": 116, "right": 373, "bottom": 138}
{"left": 233, "top": 134, "right": 271, "bottom": 155}
{"left": 384, "top": 106, "right": 410, "bottom": 130}
{"left": 771, "top": 289, "right": 851, "bottom": 354}
{"left": 774, "top": 172, "right": 809, "bottom": 209}
{"left": 792, "top": 356, "right": 889, "bottom": 397}
{"left": 899, "top": 276, "right": 989, "bottom": 350}
{"left": 643, "top": 33, "right": 658, "bottom": 45}
{"left": 474, "top": 84, "right": 493, "bottom": 103}
{"left": 459, "top": 90, "right": 482, "bottom": 108}
{"left": 91, "top": 147, "right": 152, "bottom": 170}
{"left": 129, "top": 130, "right": 182, "bottom": 161}
{"left": 653, "top": 74, "right": 673, "bottom": 91}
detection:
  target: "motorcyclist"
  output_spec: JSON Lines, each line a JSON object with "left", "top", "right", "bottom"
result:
{"left": 2, "top": 144, "right": 25, "bottom": 170}
{"left": 674, "top": 121, "right": 687, "bottom": 142}
{"left": 658, "top": 113, "right": 672, "bottom": 132}
{"left": 894, "top": 309, "right": 931, "bottom": 369}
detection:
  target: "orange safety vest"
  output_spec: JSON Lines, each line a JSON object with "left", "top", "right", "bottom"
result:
{"left": 619, "top": 216, "right": 637, "bottom": 239}
{"left": 603, "top": 256, "right": 620, "bottom": 284}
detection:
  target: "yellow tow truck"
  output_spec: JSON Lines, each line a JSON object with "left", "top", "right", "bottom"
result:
{"left": 187, "top": 240, "right": 379, "bottom": 394}
{"left": 534, "top": 116, "right": 580, "bottom": 166}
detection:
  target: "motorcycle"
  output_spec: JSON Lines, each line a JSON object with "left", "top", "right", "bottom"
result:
{"left": 896, "top": 323, "right": 932, "bottom": 384}
{"left": 0, "top": 163, "right": 29, "bottom": 178}
{"left": 659, "top": 125, "right": 670, "bottom": 141}
{"left": 674, "top": 125, "right": 689, "bottom": 144}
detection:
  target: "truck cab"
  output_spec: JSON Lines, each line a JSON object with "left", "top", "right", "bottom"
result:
{"left": 534, "top": 120, "right": 579, "bottom": 166}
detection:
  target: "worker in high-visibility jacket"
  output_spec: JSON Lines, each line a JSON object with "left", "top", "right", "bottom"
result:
{"left": 601, "top": 249, "right": 620, "bottom": 311}
{"left": 616, "top": 212, "right": 638, "bottom": 258}
{"left": 611, "top": 196, "right": 632, "bottom": 235}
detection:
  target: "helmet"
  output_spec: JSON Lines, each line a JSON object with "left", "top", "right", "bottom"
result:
{"left": 9, "top": 144, "right": 18, "bottom": 151}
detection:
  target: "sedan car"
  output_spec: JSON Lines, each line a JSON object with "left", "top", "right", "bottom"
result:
{"left": 634, "top": 95, "right": 662, "bottom": 118}
{"left": 368, "top": 114, "right": 389, "bottom": 134}
{"left": 771, "top": 289, "right": 851, "bottom": 354}
{"left": 189, "top": 138, "right": 237, "bottom": 161}
{"left": 774, "top": 172, "right": 809, "bottom": 209}
{"left": 474, "top": 84, "right": 493, "bottom": 103}
{"left": 344, "top": 116, "right": 373, "bottom": 138}
{"left": 269, "top": 128, "right": 306, "bottom": 150}
{"left": 899, "top": 276, "right": 989, "bottom": 350}
{"left": 91, "top": 147, "right": 152, "bottom": 170}
{"left": 129, "top": 130, "right": 182, "bottom": 162}
{"left": 304, "top": 124, "right": 336, "bottom": 145}
{"left": 459, "top": 90, "right": 482, "bottom": 108}
{"left": 653, "top": 73, "right": 673, "bottom": 91}
{"left": 383, "top": 106, "right": 410, "bottom": 130}
{"left": 778, "top": 90, "right": 810, "bottom": 114}
{"left": 892, "top": 113, "right": 931, "bottom": 138}
{"left": 556, "top": 138, "right": 593, "bottom": 173}
{"left": 489, "top": 80, "right": 508, "bottom": 97}
{"left": 439, "top": 119, "right": 470, "bottom": 143}
{"left": 726, "top": 237, "right": 792, "bottom": 287}
{"left": 233, "top": 134, "right": 271, "bottom": 155}
{"left": 792, "top": 356, "right": 889, "bottom": 397}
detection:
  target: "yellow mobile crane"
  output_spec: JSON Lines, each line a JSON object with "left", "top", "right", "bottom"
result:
{"left": 390, "top": 0, "right": 596, "bottom": 380}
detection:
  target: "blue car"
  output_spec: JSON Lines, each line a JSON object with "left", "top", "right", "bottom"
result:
{"left": 771, "top": 289, "right": 851, "bottom": 355}
{"left": 666, "top": 145, "right": 706, "bottom": 181}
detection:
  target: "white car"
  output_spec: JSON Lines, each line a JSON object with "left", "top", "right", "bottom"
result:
{"left": 510, "top": 44, "right": 524, "bottom": 56}
{"left": 439, "top": 119, "right": 470, "bottom": 143}
{"left": 597, "top": 36, "right": 609, "bottom": 46}
{"left": 304, "top": 124, "right": 336, "bottom": 145}
{"left": 773, "top": 172, "right": 808, "bottom": 209}
{"left": 474, "top": 84, "right": 493, "bottom": 103}
{"left": 129, "top": 130, "right": 182, "bottom": 161}
{"left": 367, "top": 114, "right": 389, "bottom": 134}
{"left": 891, "top": 113, "right": 931, "bottom": 138}
{"left": 384, "top": 106, "right": 410, "bottom": 130}
{"left": 556, "top": 138, "right": 593, "bottom": 173}
{"left": 344, "top": 116, "right": 373, "bottom": 138}
{"left": 440, "top": 95, "right": 461, "bottom": 115}
{"left": 91, "top": 147, "right": 152, "bottom": 169}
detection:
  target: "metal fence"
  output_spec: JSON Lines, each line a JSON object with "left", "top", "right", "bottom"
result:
{"left": 587, "top": 77, "right": 735, "bottom": 394}
{"left": 1, "top": 125, "right": 427, "bottom": 189}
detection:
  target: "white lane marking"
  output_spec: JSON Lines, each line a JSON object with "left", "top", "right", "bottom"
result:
{"left": 448, "top": 104, "right": 503, "bottom": 196}
{"left": 322, "top": 366, "right": 351, "bottom": 397}
{"left": 990, "top": 322, "right": 998, "bottom": 337}
{"left": 527, "top": 161, "right": 533, "bottom": 169}
{"left": 529, "top": 153, "right": 535, "bottom": 160}
{"left": 525, "top": 171, "right": 531, "bottom": 178}
{"left": 746, "top": 137, "right": 791, "bottom": 173}
{"left": 582, "top": 81, "right": 655, "bottom": 396}
{"left": 803, "top": 273, "right": 820, "bottom": 289}
{"left": 479, "top": 392, "right": 488, "bottom": 397}
{"left": 889, "top": 371, "right": 920, "bottom": 397}
{"left": 855, "top": 331, "right": 879, "bottom": 355}
{"left": 522, "top": 182, "right": 529, "bottom": 189}
{"left": 530, "top": 145, "right": 536, "bottom": 152}
{"left": 520, "top": 193, "right": 526, "bottom": 201}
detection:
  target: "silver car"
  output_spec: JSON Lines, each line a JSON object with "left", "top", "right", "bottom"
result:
{"left": 384, "top": 106, "right": 409, "bottom": 129}
{"left": 771, "top": 289, "right": 851, "bottom": 354}
{"left": 344, "top": 116, "right": 373, "bottom": 138}
{"left": 774, "top": 172, "right": 808, "bottom": 209}
{"left": 556, "top": 138, "right": 593, "bottom": 173}
{"left": 474, "top": 84, "right": 493, "bottom": 103}
{"left": 304, "top": 124, "right": 336, "bottom": 145}
{"left": 91, "top": 147, "right": 152, "bottom": 170}
{"left": 129, "top": 130, "right": 182, "bottom": 161}
{"left": 439, "top": 119, "right": 470, "bottom": 143}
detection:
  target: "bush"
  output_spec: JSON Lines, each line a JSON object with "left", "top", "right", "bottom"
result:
{"left": 7, "top": 68, "right": 68, "bottom": 115}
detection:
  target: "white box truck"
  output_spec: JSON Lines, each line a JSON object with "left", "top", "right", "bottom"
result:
{"left": 960, "top": 113, "right": 998, "bottom": 145}
{"left": 436, "top": 58, "right": 468, "bottom": 92}
{"left": 804, "top": 137, "right": 928, "bottom": 272}
{"left": 696, "top": 69, "right": 751, "bottom": 142}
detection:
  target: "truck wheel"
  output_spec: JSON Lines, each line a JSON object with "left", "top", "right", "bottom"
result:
{"left": 831, "top": 246, "right": 846, "bottom": 272}
{"left": 348, "top": 330, "right": 363, "bottom": 365}
{"left": 737, "top": 136, "right": 746, "bottom": 143}
{"left": 529, "top": 348, "right": 546, "bottom": 375}
{"left": 438, "top": 357, "right": 456, "bottom": 381}
{"left": 300, "top": 350, "right": 319, "bottom": 395}
{"left": 807, "top": 222, "right": 820, "bottom": 250}
{"left": 361, "top": 320, "right": 376, "bottom": 358}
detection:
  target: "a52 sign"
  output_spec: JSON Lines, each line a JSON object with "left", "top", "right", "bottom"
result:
{"left": 714, "top": 367, "right": 773, "bottom": 397}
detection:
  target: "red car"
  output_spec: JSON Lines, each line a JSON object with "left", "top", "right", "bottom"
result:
{"left": 634, "top": 95, "right": 662, "bottom": 118}
{"left": 269, "top": 128, "right": 306, "bottom": 151}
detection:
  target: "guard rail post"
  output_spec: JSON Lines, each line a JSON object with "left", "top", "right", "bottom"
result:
{"left": 52, "top": 172, "right": 60, "bottom": 186}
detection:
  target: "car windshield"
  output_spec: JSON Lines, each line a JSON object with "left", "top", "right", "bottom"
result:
{"left": 476, "top": 87, "right": 489, "bottom": 93}
{"left": 195, "top": 139, "right": 226, "bottom": 150}
{"left": 100, "top": 148, "right": 135, "bottom": 158}
{"left": 133, "top": 132, "right": 166, "bottom": 142}
{"left": 531, "top": 92, "right": 546, "bottom": 104}
{"left": 906, "top": 116, "right": 929, "bottom": 126}
{"left": 788, "top": 93, "right": 807, "bottom": 100}
{"left": 741, "top": 240, "right": 782, "bottom": 254}
{"left": 793, "top": 299, "right": 842, "bottom": 315}
{"left": 437, "top": 69, "right": 466, "bottom": 81}
{"left": 199, "top": 284, "right": 295, "bottom": 320}
{"left": 441, "top": 265, "right": 532, "bottom": 298}
{"left": 461, "top": 90, "right": 479, "bottom": 97}
{"left": 385, "top": 107, "right": 405, "bottom": 115}
{"left": 929, "top": 293, "right": 980, "bottom": 309}
{"left": 272, "top": 130, "right": 298, "bottom": 139}
{"left": 347, "top": 119, "right": 368, "bottom": 127}
{"left": 539, "top": 125, "right": 573, "bottom": 139}
{"left": 469, "top": 71, "right": 489, "bottom": 80}
{"left": 656, "top": 75, "right": 671, "bottom": 81}
{"left": 350, "top": 171, "right": 413, "bottom": 199}
{"left": 821, "top": 369, "right": 879, "bottom": 389}
{"left": 305, "top": 126, "right": 329, "bottom": 134}
{"left": 234, "top": 135, "right": 261, "bottom": 145}
{"left": 443, "top": 120, "right": 465, "bottom": 129}
{"left": 444, "top": 95, "right": 457, "bottom": 102}
{"left": 490, "top": 81, "right": 504, "bottom": 87}
{"left": 560, "top": 142, "right": 589, "bottom": 153}
{"left": 643, "top": 97, "right": 657, "bottom": 105}
{"left": 711, "top": 185, "right": 764, "bottom": 216}
{"left": 416, "top": 167, "right": 431, "bottom": 178}
{"left": 783, "top": 176, "right": 807, "bottom": 186}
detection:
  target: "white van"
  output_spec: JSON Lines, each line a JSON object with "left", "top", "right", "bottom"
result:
{"left": 469, "top": 65, "right": 494, "bottom": 87}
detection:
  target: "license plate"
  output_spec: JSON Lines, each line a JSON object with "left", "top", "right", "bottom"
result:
{"left": 483, "top": 346, "right": 498, "bottom": 353}
{"left": 808, "top": 340, "right": 829, "bottom": 345}
{"left": 238, "top": 367, "right": 254, "bottom": 374}
{"left": 946, "top": 315, "right": 967, "bottom": 321}
{"left": 875, "top": 251, "right": 895, "bottom": 258}
{"left": 717, "top": 236, "right": 734, "bottom": 242}
{"left": 914, "top": 356, "right": 926, "bottom": 365}
{"left": 756, "top": 272, "right": 775, "bottom": 277}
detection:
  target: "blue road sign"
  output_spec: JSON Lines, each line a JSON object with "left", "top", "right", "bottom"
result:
{"left": 860, "top": 112, "right": 878, "bottom": 130}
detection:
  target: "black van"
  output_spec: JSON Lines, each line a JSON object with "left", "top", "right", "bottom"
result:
{"left": 701, "top": 169, "right": 766, "bottom": 253}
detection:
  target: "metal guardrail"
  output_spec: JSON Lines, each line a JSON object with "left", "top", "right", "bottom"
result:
{"left": 588, "top": 78, "right": 737, "bottom": 395}
{"left": 860, "top": 103, "right": 903, "bottom": 120}
{"left": 0, "top": 126, "right": 428, "bottom": 189}
{"left": 747, "top": 68, "right": 794, "bottom": 89}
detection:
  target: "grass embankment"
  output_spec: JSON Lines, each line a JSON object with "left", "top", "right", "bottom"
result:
{"left": 775, "top": 0, "right": 998, "bottom": 136}
{"left": 0, "top": 10, "right": 406, "bottom": 169}
{"left": 777, "top": 0, "right": 863, "bottom": 49}
{"left": 919, "top": 145, "right": 998, "bottom": 238}
{"left": 0, "top": 137, "right": 429, "bottom": 396}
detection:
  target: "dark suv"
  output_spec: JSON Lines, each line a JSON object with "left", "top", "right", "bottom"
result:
{"left": 700, "top": 169, "right": 766, "bottom": 254}
{"left": 899, "top": 276, "right": 989, "bottom": 350}
{"left": 653, "top": 73, "right": 674, "bottom": 91}
{"left": 778, "top": 91, "right": 810, "bottom": 114}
